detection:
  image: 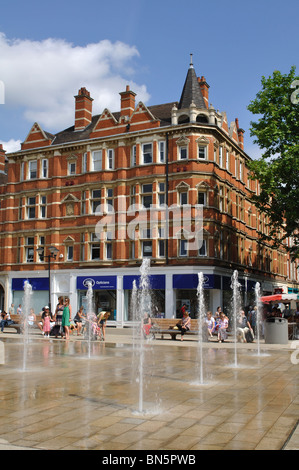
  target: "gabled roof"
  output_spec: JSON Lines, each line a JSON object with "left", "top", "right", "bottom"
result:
{"left": 179, "top": 64, "right": 206, "bottom": 110}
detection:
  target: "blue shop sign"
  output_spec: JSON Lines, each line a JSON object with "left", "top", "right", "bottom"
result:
{"left": 77, "top": 275, "right": 117, "bottom": 290}
{"left": 12, "top": 277, "right": 49, "bottom": 291}
{"left": 123, "top": 275, "right": 165, "bottom": 290}
{"left": 173, "top": 274, "right": 221, "bottom": 289}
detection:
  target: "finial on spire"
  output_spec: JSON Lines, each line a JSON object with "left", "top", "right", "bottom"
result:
{"left": 190, "top": 53, "right": 193, "bottom": 68}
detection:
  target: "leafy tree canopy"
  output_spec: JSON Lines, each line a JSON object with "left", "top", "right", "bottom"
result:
{"left": 248, "top": 66, "right": 299, "bottom": 261}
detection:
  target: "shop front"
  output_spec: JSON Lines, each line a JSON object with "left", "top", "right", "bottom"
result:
{"left": 12, "top": 277, "right": 49, "bottom": 315}
{"left": 77, "top": 275, "right": 117, "bottom": 321}
{"left": 172, "top": 274, "right": 221, "bottom": 318}
{"left": 123, "top": 274, "right": 165, "bottom": 321}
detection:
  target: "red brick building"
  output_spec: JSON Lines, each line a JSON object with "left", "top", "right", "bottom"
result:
{"left": 0, "top": 59, "right": 298, "bottom": 323}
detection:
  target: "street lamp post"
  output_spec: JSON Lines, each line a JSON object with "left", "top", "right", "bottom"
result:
{"left": 36, "top": 246, "right": 59, "bottom": 314}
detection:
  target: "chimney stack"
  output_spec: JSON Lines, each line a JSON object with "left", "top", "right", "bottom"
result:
{"left": 0, "top": 144, "right": 6, "bottom": 175}
{"left": 198, "top": 76, "right": 210, "bottom": 108}
{"left": 74, "top": 87, "right": 93, "bottom": 131}
{"left": 235, "top": 118, "right": 245, "bottom": 150}
{"left": 119, "top": 85, "right": 136, "bottom": 121}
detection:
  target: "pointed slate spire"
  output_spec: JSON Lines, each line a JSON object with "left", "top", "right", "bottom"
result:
{"left": 179, "top": 55, "right": 207, "bottom": 109}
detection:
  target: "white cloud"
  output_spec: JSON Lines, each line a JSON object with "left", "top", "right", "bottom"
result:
{"left": 0, "top": 139, "right": 22, "bottom": 153}
{"left": 0, "top": 33, "right": 150, "bottom": 133}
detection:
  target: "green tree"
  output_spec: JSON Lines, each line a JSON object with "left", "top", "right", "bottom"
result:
{"left": 248, "top": 66, "right": 299, "bottom": 261}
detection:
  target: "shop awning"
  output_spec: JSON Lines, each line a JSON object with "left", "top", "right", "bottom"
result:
{"left": 260, "top": 293, "right": 298, "bottom": 304}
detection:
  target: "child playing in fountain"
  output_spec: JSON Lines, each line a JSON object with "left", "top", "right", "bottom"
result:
{"left": 42, "top": 307, "right": 51, "bottom": 338}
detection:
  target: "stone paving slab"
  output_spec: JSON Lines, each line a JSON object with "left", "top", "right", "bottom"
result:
{"left": 0, "top": 329, "right": 298, "bottom": 451}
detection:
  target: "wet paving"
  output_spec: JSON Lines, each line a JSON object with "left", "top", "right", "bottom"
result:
{"left": 0, "top": 333, "right": 298, "bottom": 450}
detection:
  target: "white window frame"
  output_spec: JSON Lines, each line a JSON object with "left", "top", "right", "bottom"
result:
{"left": 26, "top": 237, "right": 35, "bottom": 263}
{"left": 179, "top": 146, "right": 188, "bottom": 160}
{"left": 142, "top": 143, "right": 153, "bottom": 164}
{"left": 158, "top": 141, "right": 166, "bottom": 163}
{"left": 68, "top": 161, "right": 76, "bottom": 175}
{"left": 82, "top": 152, "right": 88, "bottom": 173}
{"left": 107, "top": 148, "right": 114, "bottom": 170}
{"left": 92, "top": 150, "right": 102, "bottom": 171}
{"left": 179, "top": 239, "right": 188, "bottom": 257}
{"left": 67, "top": 245, "right": 74, "bottom": 261}
{"left": 131, "top": 145, "right": 137, "bottom": 167}
{"left": 41, "top": 159, "right": 48, "bottom": 178}
{"left": 198, "top": 145, "right": 207, "bottom": 160}
{"left": 28, "top": 160, "right": 37, "bottom": 179}
{"left": 198, "top": 239, "right": 207, "bottom": 257}
{"left": 27, "top": 196, "right": 36, "bottom": 219}
{"left": 40, "top": 195, "right": 47, "bottom": 218}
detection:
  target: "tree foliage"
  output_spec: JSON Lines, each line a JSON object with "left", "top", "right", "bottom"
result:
{"left": 248, "top": 66, "right": 299, "bottom": 261}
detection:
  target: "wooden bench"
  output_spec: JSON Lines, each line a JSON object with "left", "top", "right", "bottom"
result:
{"left": 150, "top": 318, "right": 199, "bottom": 340}
{"left": 4, "top": 314, "right": 42, "bottom": 334}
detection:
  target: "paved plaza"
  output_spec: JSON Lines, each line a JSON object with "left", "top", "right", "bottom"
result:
{"left": 0, "top": 329, "right": 298, "bottom": 451}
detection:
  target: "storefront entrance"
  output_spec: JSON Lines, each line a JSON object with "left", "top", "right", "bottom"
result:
{"left": 77, "top": 276, "right": 117, "bottom": 321}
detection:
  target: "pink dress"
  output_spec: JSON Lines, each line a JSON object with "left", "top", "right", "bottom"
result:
{"left": 43, "top": 315, "right": 51, "bottom": 333}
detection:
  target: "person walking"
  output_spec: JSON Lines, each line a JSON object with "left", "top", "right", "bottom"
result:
{"left": 54, "top": 296, "right": 64, "bottom": 338}
{"left": 62, "top": 297, "right": 71, "bottom": 340}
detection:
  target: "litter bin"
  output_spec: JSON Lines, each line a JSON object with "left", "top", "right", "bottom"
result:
{"left": 264, "top": 317, "right": 288, "bottom": 344}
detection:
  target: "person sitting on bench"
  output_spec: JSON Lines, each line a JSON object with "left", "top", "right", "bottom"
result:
{"left": 176, "top": 311, "right": 191, "bottom": 341}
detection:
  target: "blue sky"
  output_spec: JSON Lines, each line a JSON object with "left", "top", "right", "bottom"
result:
{"left": 0, "top": 0, "right": 298, "bottom": 158}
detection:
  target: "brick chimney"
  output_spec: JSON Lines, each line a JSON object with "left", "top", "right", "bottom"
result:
{"left": 0, "top": 144, "right": 6, "bottom": 175}
{"left": 235, "top": 118, "right": 245, "bottom": 150}
{"left": 74, "top": 87, "right": 93, "bottom": 131}
{"left": 198, "top": 76, "right": 210, "bottom": 108}
{"left": 119, "top": 85, "right": 136, "bottom": 121}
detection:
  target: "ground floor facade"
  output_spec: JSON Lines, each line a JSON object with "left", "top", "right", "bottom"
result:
{"left": 0, "top": 265, "right": 295, "bottom": 325}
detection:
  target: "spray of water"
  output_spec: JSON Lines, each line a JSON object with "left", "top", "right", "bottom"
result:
{"left": 86, "top": 281, "right": 95, "bottom": 358}
{"left": 196, "top": 273, "right": 205, "bottom": 384}
{"left": 22, "top": 280, "right": 33, "bottom": 371}
{"left": 231, "top": 270, "right": 241, "bottom": 368}
{"left": 255, "top": 282, "right": 262, "bottom": 356}
{"left": 132, "top": 258, "right": 151, "bottom": 414}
